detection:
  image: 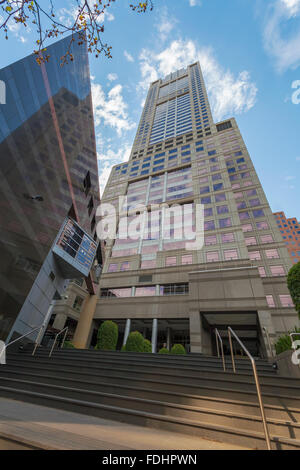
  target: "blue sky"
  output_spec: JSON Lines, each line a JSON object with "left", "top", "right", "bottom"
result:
{"left": 0, "top": 0, "right": 300, "bottom": 218}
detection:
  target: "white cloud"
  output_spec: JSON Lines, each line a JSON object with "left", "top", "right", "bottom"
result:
{"left": 263, "top": 0, "right": 300, "bottom": 71}
{"left": 138, "top": 39, "right": 257, "bottom": 121}
{"left": 92, "top": 82, "right": 135, "bottom": 136}
{"left": 107, "top": 73, "right": 118, "bottom": 82}
{"left": 155, "top": 7, "right": 178, "bottom": 42}
{"left": 281, "top": 0, "right": 300, "bottom": 16}
{"left": 98, "top": 145, "right": 131, "bottom": 195}
{"left": 284, "top": 175, "right": 296, "bottom": 180}
{"left": 189, "top": 0, "right": 202, "bottom": 6}
{"left": 124, "top": 50, "right": 134, "bottom": 62}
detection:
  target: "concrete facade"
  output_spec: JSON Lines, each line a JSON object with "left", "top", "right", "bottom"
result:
{"left": 85, "top": 62, "right": 299, "bottom": 355}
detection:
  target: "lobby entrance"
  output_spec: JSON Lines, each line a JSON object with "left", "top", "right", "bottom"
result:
{"left": 201, "top": 311, "right": 266, "bottom": 359}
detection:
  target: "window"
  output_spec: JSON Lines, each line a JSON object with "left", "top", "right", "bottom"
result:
{"left": 219, "top": 218, "right": 232, "bottom": 228}
{"left": 217, "top": 205, "right": 229, "bottom": 215}
{"left": 270, "top": 265, "right": 285, "bottom": 277}
{"left": 215, "top": 193, "right": 226, "bottom": 202}
{"left": 224, "top": 249, "right": 239, "bottom": 260}
{"left": 182, "top": 254, "right": 193, "bottom": 265}
{"left": 205, "top": 235, "right": 217, "bottom": 246}
{"left": 249, "top": 251, "right": 261, "bottom": 260}
{"left": 204, "top": 221, "right": 215, "bottom": 231}
{"left": 160, "top": 284, "right": 189, "bottom": 296}
{"left": 260, "top": 235, "right": 274, "bottom": 244}
{"left": 135, "top": 286, "right": 156, "bottom": 297}
{"left": 242, "top": 224, "right": 253, "bottom": 232}
{"left": 258, "top": 267, "right": 266, "bottom": 278}
{"left": 141, "top": 260, "right": 156, "bottom": 269}
{"left": 245, "top": 237, "right": 257, "bottom": 246}
{"left": 265, "top": 249, "right": 279, "bottom": 259}
{"left": 266, "top": 295, "right": 275, "bottom": 308}
{"left": 108, "top": 264, "right": 118, "bottom": 273}
{"left": 253, "top": 209, "right": 265, "bottom": 218}
{"left": 101, "top": 288, "right": 132, "bottom": 298}
{"left": 207, "top": 251, "right": 220, "bottom": 263}
{"left": 166, "top": 256, "right": 177, "bottom": 267}
{"left": 213, "top": 183, "right": 224, "bottom": 192}
{"left": 279, "top": 295, "right": 294, "bottom": 308}
{"left": 221, "top": 233, "right": 235, "bottom": 243}
{"left": 257, "top": 222, "right": 269, "bottom": 231}
{"left": 73, "top": 296, "right": 84, "bottom": 312}
{"left": 120, "top": 262, "right": 130, "bottom": 271}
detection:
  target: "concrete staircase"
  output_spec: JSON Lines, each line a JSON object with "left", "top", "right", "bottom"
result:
{"left": 0, "top": 349, "right": 300, "bottom": 450}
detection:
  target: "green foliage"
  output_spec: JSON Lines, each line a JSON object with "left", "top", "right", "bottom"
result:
{"left": 275, "top": 327, "right": 300, "bottom": 355}
{"left": 121, "top": 345, "right": 126, "bottom": 352}
{"left": 143, "top": 339, "right": 152, "bottom": 353}
{"left": 287, "top": 262, "right": 300, "bottom": 318}
{"left": 158, "top": 348, "right": 170, "bottom": 355}
{"left": 63, "top": 341, "right": 76, "bottom": 349}
{"left": 97, "top": 320, "right": 118, "bottom": 351}
{"left": 171, "top": 344, "right": 186, "bottom": 355}
{"left": 125, "top": 331, "right": 145, "bottom": 352}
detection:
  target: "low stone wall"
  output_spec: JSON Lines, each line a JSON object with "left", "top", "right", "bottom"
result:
{"left": 276, "top": 349, "right": 300, "bottom": 378}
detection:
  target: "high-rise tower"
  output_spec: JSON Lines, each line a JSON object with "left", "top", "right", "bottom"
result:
{"left": 87, "top": 62, "right": 297, "bottom": 355}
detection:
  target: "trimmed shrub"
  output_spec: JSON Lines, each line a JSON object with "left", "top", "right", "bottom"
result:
{"left": 171, "top": 344, "right": 186, "bottom": 355}
{"left": 159, "top": 348, "right": 170, "bottom": 355}
{"left": 287, "top": 262, "right": 300, "bottom": 318}
{"left": 125, "top": 331, "right": 145, "bottom": 352}
{"left": 143, "top": 339, "right": 152, "bottom": 353}
{"left": 97, "top": 320, "right": 118, "bottom": 351}
{"left": 63, "top": 341, "right": 76, "bottom": 349}
{"left": 275, "top": 327, "right": 300, "bottom": 355}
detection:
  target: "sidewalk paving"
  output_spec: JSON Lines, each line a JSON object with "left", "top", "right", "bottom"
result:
{"left": 0, "top": 398, "right": 250, "bottom": 450}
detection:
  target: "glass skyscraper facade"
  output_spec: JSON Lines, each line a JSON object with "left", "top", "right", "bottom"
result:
{"left": 0, "top": 36, "right": 100, "bottom": 341}
{"left": 96, "top": 62, "right": 298, "bottom": 355}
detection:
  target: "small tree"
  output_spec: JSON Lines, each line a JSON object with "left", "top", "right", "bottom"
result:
{"left": 171, "top": 344, "right": 186, "bottom": 355}
{"left": 158, "top": 347, "right": 170, "bottom": 355}
{"left": 125, "top": 331, "right": 144, "bottom": 353}
{"left": 275, "top": 327, "right": 300, "bottom": 355}
{"left": 287, "top": 262, "right": 300, "bottom": 318}
{"left": 143, "top": 339, "right": 152, "bottom": 353}
{"left": 96, "top": 320, "right": 118, "bottom": 351}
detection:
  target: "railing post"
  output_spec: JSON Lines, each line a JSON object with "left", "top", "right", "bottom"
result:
{"left": 228, "top": 328, "right": 236, "bottom": 373}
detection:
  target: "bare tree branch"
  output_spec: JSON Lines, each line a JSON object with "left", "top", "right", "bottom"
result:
{"left": 0, "top": 0, "right": 154, "bottom": 65}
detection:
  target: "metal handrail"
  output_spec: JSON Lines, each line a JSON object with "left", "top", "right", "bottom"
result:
{"left": 0, "top": 325, "right": 45, "bottom": 364}
{"left": 262, "top": 327, "right": 274, "bottom": 358}
{"left": 228, "top": 327, "right": 271, "bottom": 451}
{"left": 215, "top": 328, "right": 226, "bottom": 371}
{"left": 49, "top": 327, "right": 69, "bottom": 357}
{"left": 290, "top": 332, "right": 300, "bottom": 351}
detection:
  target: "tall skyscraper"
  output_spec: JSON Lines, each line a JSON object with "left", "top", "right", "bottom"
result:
{"left": 274, "top": 212, "right": 300, "bottom": 264}
{"left": 0, "top": 36, "right": 101, "bottom": 342}
{"left": 92, "top": 62, "right": 298, "bottom": 355}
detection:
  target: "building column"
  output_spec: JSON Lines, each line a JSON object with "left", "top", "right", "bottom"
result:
{"left": 52, "top": 314, "right": 67, "bottom": 331}
{"left": 123, "top": 319, "right": 131, "bottom": 347}
{"left": 257, "top": 310, "right": 276, "bottom": 359}
{"left": 73, "top": 284, "right": 100, "bottom": 349}
{"left": 166, "top": 327, "right": 172, "bottom": 351}
{"left": 151, "top": 319, "right": 158, "bottom": 354}
{"left": 189, "top": 311, "right": 202, "bottom": 353}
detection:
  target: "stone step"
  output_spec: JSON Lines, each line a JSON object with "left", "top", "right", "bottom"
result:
{"left": 0, "top": 384, "right": 299, "bottom": 450}
{"left": 3, "top": 358, "right": 299, "bottom": 397}
{"left": 1, "top": 370, "right": 300, "bottom": 423}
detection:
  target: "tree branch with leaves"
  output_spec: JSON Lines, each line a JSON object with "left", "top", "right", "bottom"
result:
{"left": 0, "top": 0, "right": 153, "bottom": 65}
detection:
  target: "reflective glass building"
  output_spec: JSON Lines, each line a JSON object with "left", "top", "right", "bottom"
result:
{"left": 0, "top": 36, "right": 100, "bottom": 341}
